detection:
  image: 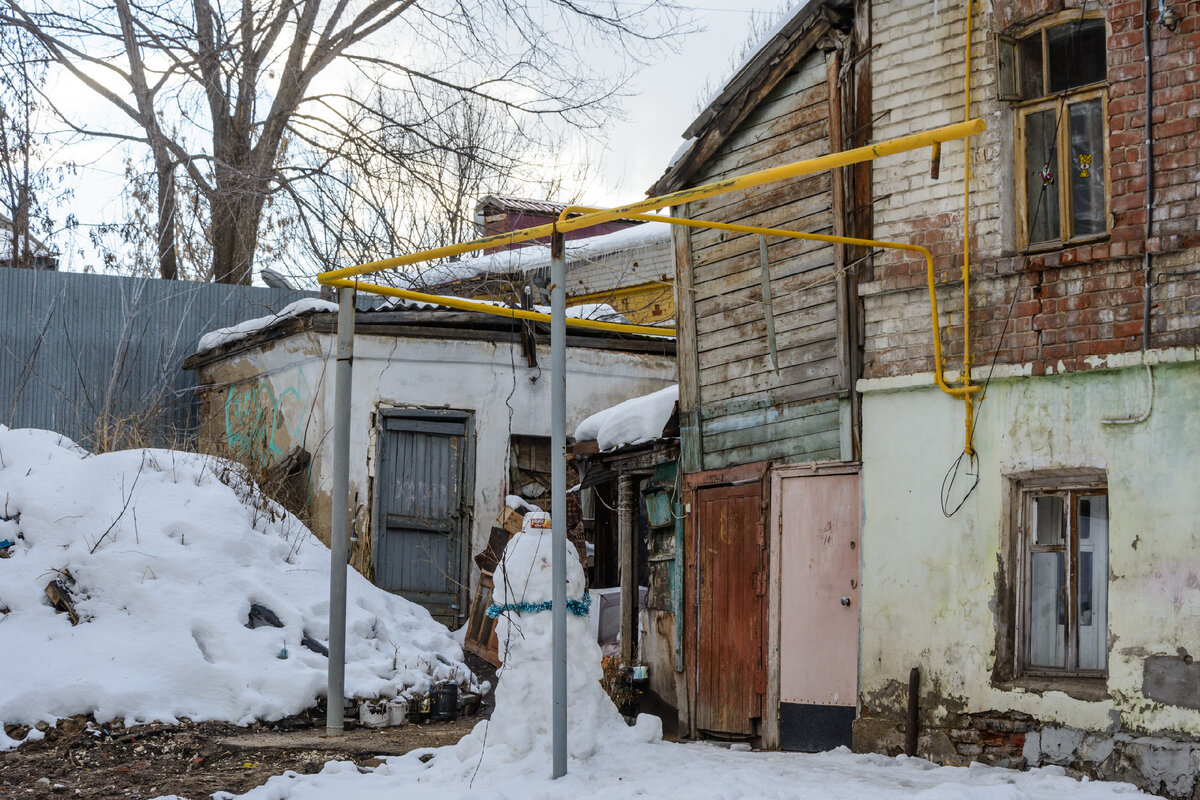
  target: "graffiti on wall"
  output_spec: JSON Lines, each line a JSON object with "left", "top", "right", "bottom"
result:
{"left": 224, "top": 367, "right": 313, "bottom": 464}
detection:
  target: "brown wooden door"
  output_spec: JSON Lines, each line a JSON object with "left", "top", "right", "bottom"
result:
{"left": 694, "top": 482, "right": 765, "bottom": 735}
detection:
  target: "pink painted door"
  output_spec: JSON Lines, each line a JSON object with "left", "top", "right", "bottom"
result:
{"left": 778, "top": 471, "right": 860, "bottom": 750}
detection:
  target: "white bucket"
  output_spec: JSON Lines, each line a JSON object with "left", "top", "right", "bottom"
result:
{"left": 387, "top": 698, "right": 409, "bottom": 726}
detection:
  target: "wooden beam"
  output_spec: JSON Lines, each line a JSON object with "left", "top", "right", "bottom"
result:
{"left": 618, "top": 474, "right": 636, "bottom": 666}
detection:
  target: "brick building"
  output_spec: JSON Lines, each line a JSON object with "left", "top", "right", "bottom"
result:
{"left": 852, "top": 1, "right": 1200, "bottom": 796}
{"left": 653, "top": 0, "right": 1199, "bottom": 795}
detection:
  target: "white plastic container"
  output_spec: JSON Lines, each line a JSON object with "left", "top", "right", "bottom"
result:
{"left": 386, "top": 698, "right": 409, "bottom": 726}
{"left": 358, "top": 699, "right": 389, "bottom": 728}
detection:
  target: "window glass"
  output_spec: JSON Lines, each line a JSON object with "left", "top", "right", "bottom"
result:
{"left": 1018, "top": 33, "right": 1044, "bottom": 98}
{"left": 1030, "top": 551, "right": 1066, "bottom": 668}
{"left": 1047, "top": 18, "right": 1106, "bottom": 92}
{"left": 1024, "top": 109, "right": 1061, "bottom": 244}
{"left": 1033, "top": 495, "right": 1064, "bottom": 545}
{"left": 1077, "top": 495, "right": 1109, "bottom": 670}
{"left": 1069, "top": 98, "right": 1106, "bottom": 238}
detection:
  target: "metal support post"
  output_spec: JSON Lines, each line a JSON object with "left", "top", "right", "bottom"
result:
{"left": 550, "top": 230, "right": 568, "bottom": 777}
{"left": 326, "top": 285, "right": 355, "bottom": 736}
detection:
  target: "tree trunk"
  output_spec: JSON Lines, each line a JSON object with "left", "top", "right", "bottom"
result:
{"left": 209, "top": 189, "right": 265, "bottom": 285}
{"left": 155, "top": 159, "right": 178, "bottom": 280}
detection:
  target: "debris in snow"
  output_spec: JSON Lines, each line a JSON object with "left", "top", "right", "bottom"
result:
{"left": 196, "top": 298, "right": 335, "bottom": 353}
{"left": 0, "top": 425, "right": 475, "bottom": 747}
{"left": 573, "top": 385, "right": 678, "bottom": 451}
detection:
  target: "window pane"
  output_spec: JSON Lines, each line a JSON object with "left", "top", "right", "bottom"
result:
{"left": 1030, "top": 551, "right": 1066, "bottom": 668}
{"left": 1024, "top": 109, "right": 1061, "bottom": 244}
{"left": 1069, "top": 99, "right": 1106, "bottom": 238}
{"left": 1078, "top": 495, "right": 1109, "bottom": 671}
{"left": 1019, "top": 34, "right": 1044, "bottom": 98}
{"left": 1048, "top": 19, "right": 1106, "bottom": 92}
{"left": 1032, "top": 495, "right": 1065, "bottom": 545}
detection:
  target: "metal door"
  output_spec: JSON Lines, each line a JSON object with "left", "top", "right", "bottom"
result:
{"left": 375, "top": 410, "right": 472, "bottom": 627}
{"left": 694, "top": 482, "right": 765, "bottom": 736}
{"left": 777, "top": 469, "right": 860, "bottom": 751}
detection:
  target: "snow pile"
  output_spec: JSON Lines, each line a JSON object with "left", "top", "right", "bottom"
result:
{"left": 0, "top": 427, "right": 473, "bottom": 748}
{"left": 196, "top": 298, "right": 334, "bottom": 353}
{"left": 231, "top": 735, "right": 1153, "bottom": 799}
{"left": 574, "top": 385, "right": 678, "bottom": 450}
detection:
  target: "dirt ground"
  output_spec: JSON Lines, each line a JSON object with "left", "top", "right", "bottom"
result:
{"left": 0, "top": 656, "right": 497, "bottom": 800}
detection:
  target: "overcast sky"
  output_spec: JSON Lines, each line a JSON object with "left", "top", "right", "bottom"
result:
{"left": 45, "top": 1, "right": 789, "bottom": 277}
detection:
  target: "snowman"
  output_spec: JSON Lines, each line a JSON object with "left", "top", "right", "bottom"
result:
{"left": 452, "top": 510, "right": 659, "bottom": 767}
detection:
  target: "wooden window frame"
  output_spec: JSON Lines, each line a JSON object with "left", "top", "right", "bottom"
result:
{"left": 1006, "top": 12, "right": 1111, "bottom": 252}
{"left": 1015, "top": 477, "right": 1109, "bottom": 679}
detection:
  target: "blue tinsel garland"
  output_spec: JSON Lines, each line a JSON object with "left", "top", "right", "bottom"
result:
{"left": 486, "top": 591, "right": 592, "bottom": 619}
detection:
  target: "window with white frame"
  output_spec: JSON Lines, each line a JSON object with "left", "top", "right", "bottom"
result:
{"left": 1019, "top": 481, "right": 1109, "bottom": 676}
{"left": 998, "top": 14, "right": 1109, "bottom": 249}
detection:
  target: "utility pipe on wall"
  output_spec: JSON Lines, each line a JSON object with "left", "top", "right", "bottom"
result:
{"left": 325, "top": 285, "right": 355, "bottom": 736}
{"left": 1142, "top": 0, "right": 1155, "bottom": 350}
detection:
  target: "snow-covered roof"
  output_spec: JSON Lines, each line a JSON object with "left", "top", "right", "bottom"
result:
{"left": 403, "top": 220, "right": 673, "bottom": 290}
{"left": 193, "top": 294, "right": 651, "bottom": 357}
{"left": 475, "top": 195, "right": 571, "bottom": 217}
{"left": 649, "top": 0, "right": 851, "bottom": 196}
{"left": 573, "top": 385, "right": 678, "bottom": 451}
{"left": 196, "top": 297, "right": 336, "bottom": 353}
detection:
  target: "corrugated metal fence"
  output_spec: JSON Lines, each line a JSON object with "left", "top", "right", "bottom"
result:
{"left": 1, "top": 268, "right": 312, "bottom": 447}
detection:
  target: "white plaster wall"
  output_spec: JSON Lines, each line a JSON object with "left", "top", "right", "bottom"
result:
{"left": 859, "top": 360, "right": 1200, "bottom": 736}
{"left": 298, "top": 335, "right": 673, "bottom": 594}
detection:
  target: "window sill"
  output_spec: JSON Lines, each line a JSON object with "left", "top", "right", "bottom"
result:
{"left": 1020, "top": 233, "right": 1110, "bottom": 256}
{"left": 994, "top": 676, "right": 1110, "bottom": 702}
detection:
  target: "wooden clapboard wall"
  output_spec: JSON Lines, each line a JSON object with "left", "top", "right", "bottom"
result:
{"left": 674, "top": 48, "right": 849, "bottom": 473}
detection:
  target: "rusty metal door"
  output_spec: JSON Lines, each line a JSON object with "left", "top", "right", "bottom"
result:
{"left": 777, "top": 469, "right": 860, "bottom": 751}
{"left": 694, "top": 482, "right": 765, "bottom": 736}
{"left": 375, "top": 409, "right": 473, "bottom": 627}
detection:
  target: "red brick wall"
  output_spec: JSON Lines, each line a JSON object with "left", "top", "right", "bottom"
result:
{"left": 862, "top": 0, "right": 1200, "bottom": 381}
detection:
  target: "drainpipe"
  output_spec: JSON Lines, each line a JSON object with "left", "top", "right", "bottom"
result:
{"left": 1142, "top": 0, "right": 1155, "bottom": 350}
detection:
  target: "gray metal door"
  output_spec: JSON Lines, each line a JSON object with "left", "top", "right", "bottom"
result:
{"left": 375, "top": 410, "right": 473, "bottom": 626}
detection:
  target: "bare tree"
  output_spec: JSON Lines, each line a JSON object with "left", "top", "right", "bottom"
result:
{"left": 0, "top": 20, "right": 71, "bottom": 269}
{"left": 1, "top": 0, "right": 683, "bottom": 284}
{"left": 287, "top": 85, "right": 593, "bottom": 285}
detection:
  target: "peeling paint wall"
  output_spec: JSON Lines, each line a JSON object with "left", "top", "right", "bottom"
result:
{"left": 855, "top": 357, "right": 1200, "bottom": 796}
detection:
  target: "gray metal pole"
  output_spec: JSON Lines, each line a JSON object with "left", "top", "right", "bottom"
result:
{"left": 550, "top": 230, "right": 568, "bottom": 777}
{"left": 326, "top": 285, "right": 355, "bottom": 736}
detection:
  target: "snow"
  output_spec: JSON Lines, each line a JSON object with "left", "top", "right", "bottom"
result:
{"left": 227, "top": 746, "right": 1152, "bottom": 800}
{"left": 667, "top": 136, "right": 699, "bottom": 169}
{"left": 0, "top": 426, "right": 474, "bottom": 749}
{"left": 574, "top": 385, "right": 678, "bottom": 450}
{"left": 387, "top": 294, "right": 632, "bottom": 325}
{"left": 399, "top": 221, "right": 672, "bottom": 290}
{"left": 225, "top": 506, "right": 1151, "bottom": 798}
{"left": 196, "top": 298, "right": 336, "bottom": 353}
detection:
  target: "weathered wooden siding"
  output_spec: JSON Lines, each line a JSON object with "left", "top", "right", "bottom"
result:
{"left": 681, "top": 52, "right": 845, "bottom": 471}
